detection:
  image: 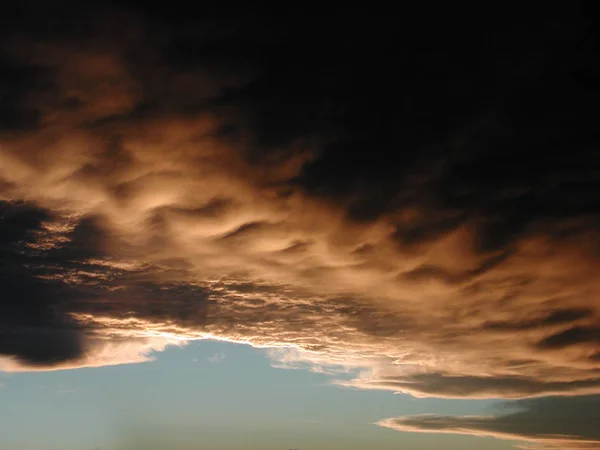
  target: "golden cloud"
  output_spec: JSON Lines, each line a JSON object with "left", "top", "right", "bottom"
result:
{"left": 0, "top": 8, "right": 599, "bottom": 409}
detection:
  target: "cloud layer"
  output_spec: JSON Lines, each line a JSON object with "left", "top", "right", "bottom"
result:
{"left": 0, "top": 3, "right": 599, "bottom": 426}
{"left": 378, "top": 396, "right": 600, "bottom": 450}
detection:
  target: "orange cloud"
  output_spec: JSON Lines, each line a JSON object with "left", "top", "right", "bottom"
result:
{"left": 0, "top": 7, "right": 599, "bottom": 406}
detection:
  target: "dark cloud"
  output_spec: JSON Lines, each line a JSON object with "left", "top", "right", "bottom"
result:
{"left": 0, "top": 198, "right": 212, "bottom": 369}
{"left": 378, "top": 395, "right": 600, "bottom": 449}
{"left": 484, "top": 308, "right": 594, "bottom": 332}
{"left": 0, "top": 201, "right": 85, "bottom": 366}
{"left": 0, "top": 60, "right": 43, "bottom": 131}
{"left": 538, "top": 326, "right": 600, "bottom": 350}
{"left": 201, "top": 7, "right": 600, "bottom": 233}
{"left": 0, "top": 3, "right": 599, "bottom": 412}
{"left": 344, "top": 372, "right": 600, "bottom": 399}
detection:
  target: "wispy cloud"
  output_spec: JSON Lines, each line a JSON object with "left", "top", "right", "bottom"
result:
{"left": 377, "top": 396, "right": 600, "bottom": 450}
{"left": 207, "top": 352, "right": 225, "bottom": 363}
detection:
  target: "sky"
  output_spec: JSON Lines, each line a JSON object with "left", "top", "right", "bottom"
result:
{"left": 0, "top": 3, "right": 599, "bottom": 450}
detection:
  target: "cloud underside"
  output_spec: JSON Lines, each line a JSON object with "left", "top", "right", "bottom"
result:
{"left": 378, "top": 396, "right": 600, "bottom": 450}
{"left": 379, "top": 416, "right": 600, "bottom": 450}
{"left": 0, "top": 3, "right": 599, "bottom": 420}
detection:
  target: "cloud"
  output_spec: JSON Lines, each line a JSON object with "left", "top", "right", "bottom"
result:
{"left": 337, "top": 373, "right": 600, "bottom": 400}
{"left": 207, "top": 352, "right": 225, "bottom": 363}
{"left": 0, "top": 4, "right": 599, "bottom": 403}
{"left": 377, "top": 396, "right": 600, "bottom": 450}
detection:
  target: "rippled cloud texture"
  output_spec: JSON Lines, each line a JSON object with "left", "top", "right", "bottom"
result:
{"left": 1, "top": 4, "right": 599, "bottom": 448}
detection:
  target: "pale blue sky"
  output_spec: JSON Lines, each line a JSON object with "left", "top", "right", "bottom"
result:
{"left": 1, "top": 341, "right": 517, "bottom": 450}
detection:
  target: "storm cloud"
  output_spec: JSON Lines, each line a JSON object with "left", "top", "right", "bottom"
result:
{"left": 0, "top": 4, "right": 599, "bottom": 427}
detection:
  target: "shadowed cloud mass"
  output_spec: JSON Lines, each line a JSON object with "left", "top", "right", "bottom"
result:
{"left": 378, "top": 395, "right": 600, "bottom": 449}
{"left": 1, "top": 6, "right": 599, "bottom": 446}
